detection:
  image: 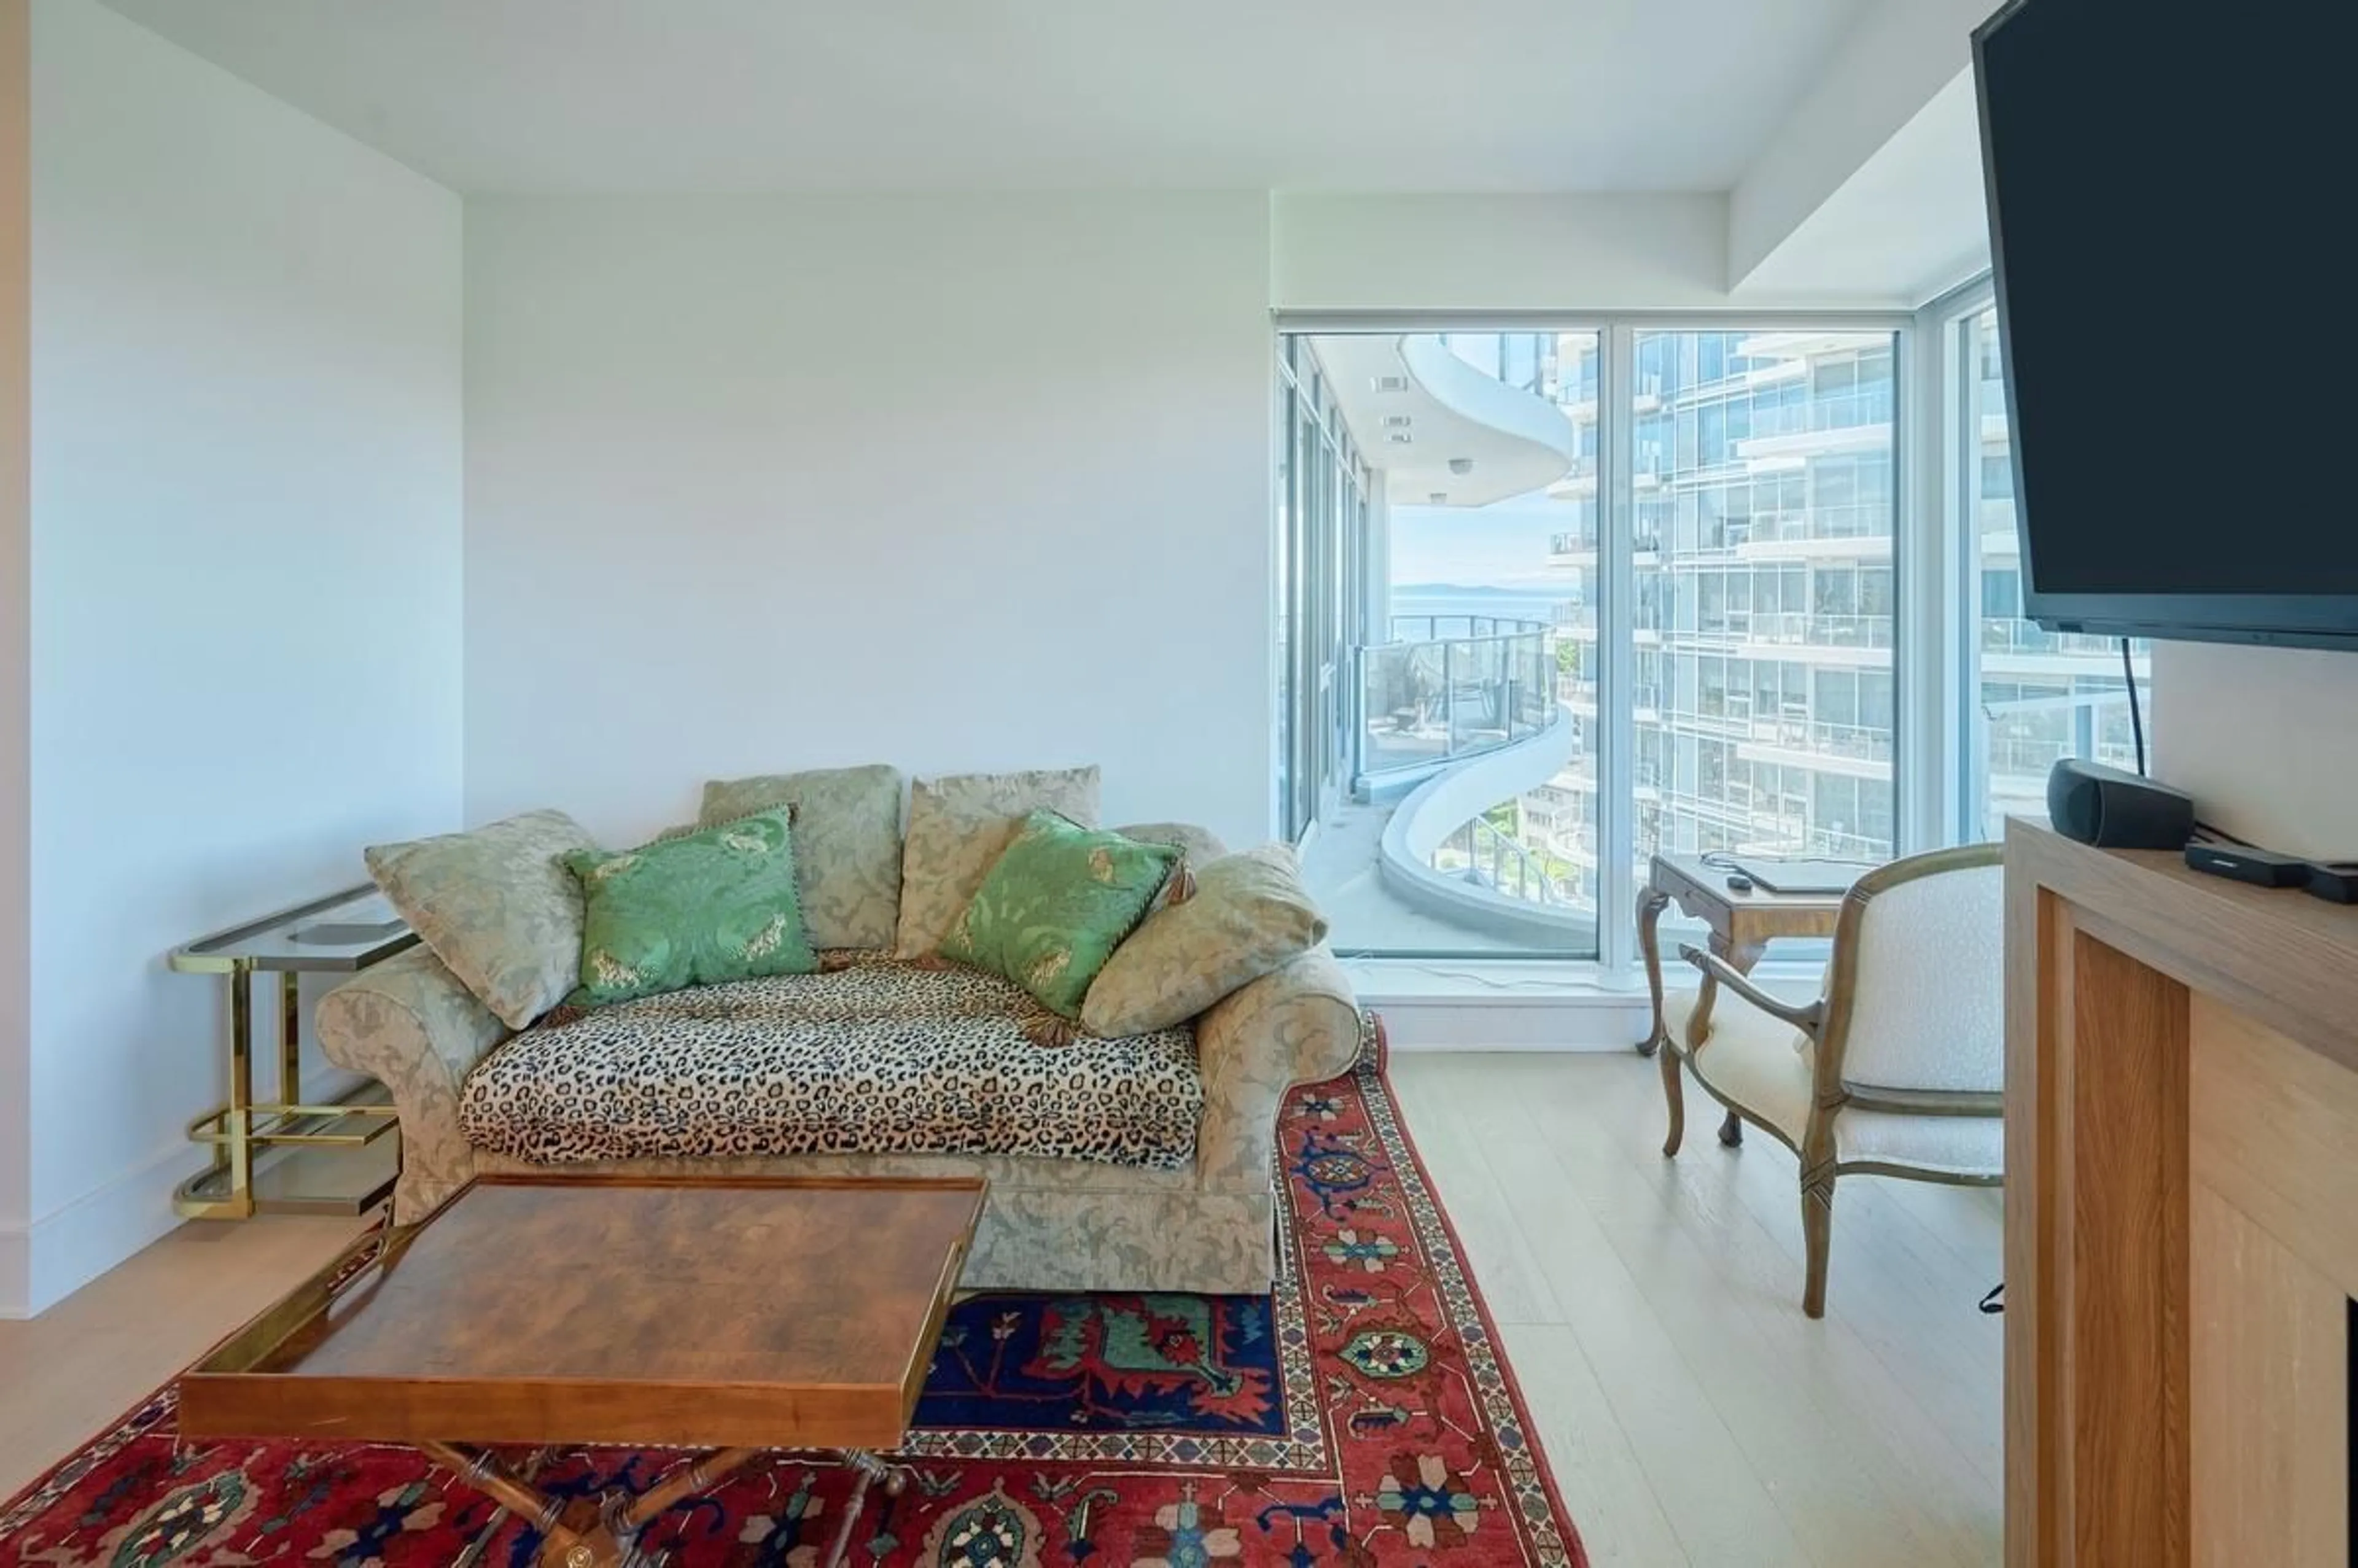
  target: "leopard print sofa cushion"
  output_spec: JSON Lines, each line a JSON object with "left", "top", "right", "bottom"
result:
{"left": 457, "top": 957, "right": 1202, "bottom": 1169}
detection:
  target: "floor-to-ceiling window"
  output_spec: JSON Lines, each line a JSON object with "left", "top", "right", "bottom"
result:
{"left": 1282, "top": 331, "right": 1605, "bottom": 959}
{"left": 1275, "top": 340, "right": 1376, "bottom": 844}
{"left": 1945, "top": 297, "right": 2148, "bottom": 840}
{"left": 1622, "top": 330, "right": 1899, "bottom": 895}
{"left": 1282, "top": 324, "right": 1899, "bottom": 963}
{"left": 1272, "top": 294, "right": 2179, "bottom": 971}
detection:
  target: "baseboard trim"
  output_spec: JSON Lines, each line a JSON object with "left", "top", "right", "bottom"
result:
{"left": 2, "top": 1143, "right": 197, "bottom": 1319}
{"left": 1377, "top": 995, "right": 1654, "bottom": 1052}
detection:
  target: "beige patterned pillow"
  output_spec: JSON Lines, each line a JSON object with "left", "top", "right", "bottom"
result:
{"left": 364, "top": 809, "right": 599, "bottom": 1030}
{"left": 1081, "top": 843, "right": 1328, "bottom": 1037}
{"left": 699, "top": 764, "right": 905, "bottom": 950}
{"left": 895, "top": 766, "right": 1101, "bottom": 956}
{"left": 1111, "top": 821, "right": 1230, "bottom": 863}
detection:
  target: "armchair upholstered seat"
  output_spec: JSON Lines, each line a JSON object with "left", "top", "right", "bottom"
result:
{"left": 1658, "top": 844, "right": 2004, "bottom": 1316}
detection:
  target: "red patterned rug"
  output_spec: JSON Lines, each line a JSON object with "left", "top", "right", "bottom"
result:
{"left": 0, "top": 1021, "right": 1587, "bottom": 1567}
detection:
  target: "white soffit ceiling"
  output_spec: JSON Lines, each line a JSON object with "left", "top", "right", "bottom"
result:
{"left": 1734, "top": 70, "right": 1993, "bottom": 303}
{"left": 98, "top": 0, "right": 1871, "bottom": 195}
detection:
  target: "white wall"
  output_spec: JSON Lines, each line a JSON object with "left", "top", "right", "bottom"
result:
{"left": 0, "top": 0, "right": 29, "bottom": 1321}
{"left": 11, "top": 0, "right": 463, "bottom": 1314}
{"left": 463, "top": 193, "right": 1274, "bottom": 852}
{"left": 2151, "top": 643, "right": 2358, "bottom": 861}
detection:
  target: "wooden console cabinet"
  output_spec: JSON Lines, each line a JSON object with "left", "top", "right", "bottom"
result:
{"left": 2007, "top": 820, "right": 2358, "bottom": 1566}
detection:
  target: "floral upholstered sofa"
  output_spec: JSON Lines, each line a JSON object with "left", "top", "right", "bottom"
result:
{"left": 317, "top": 764, "right": 1361, "bottom": 1295}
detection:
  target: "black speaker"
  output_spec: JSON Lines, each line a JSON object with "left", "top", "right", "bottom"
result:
{"left": 2046, "top": 759, "right": 2194, "bottom": 849}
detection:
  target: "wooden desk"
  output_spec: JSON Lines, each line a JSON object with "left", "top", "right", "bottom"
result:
{"left": 1636, "top": 855, "right": 1850, "bottom": 1149}
{"left": 1637, "top": 855, "right": 1845, "bottom": 1030}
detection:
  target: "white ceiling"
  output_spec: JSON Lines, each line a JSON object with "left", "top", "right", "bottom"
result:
{"left": 98, "top": 0, "right": 1872, "bottom": 195}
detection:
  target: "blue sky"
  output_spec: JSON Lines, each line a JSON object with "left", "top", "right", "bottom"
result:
{"left": 1390, "top": 490, "right": 1575, "bottom": 590}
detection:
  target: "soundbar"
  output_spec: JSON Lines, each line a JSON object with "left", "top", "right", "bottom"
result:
{"left": 2047, "top": 759, "right": 2194, "bottom": 850}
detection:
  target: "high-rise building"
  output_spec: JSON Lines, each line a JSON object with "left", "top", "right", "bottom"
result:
{"left": 1535, "top": 322, "right": 2136, "bottom": 912}
{"left": 1543, "top": 330, "right": 1896, "bottom": 906}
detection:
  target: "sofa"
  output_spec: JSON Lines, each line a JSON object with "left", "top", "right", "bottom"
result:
{"left": 316, "top": 766, "right": 1361, "bottom": 1295}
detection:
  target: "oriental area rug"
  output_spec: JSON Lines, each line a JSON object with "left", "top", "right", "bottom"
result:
{"left": 0, "top": 1020, "right": 1589, "bottom": 1568}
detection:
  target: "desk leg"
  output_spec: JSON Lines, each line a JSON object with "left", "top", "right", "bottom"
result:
{"left": 1700, "top": 933, "right": 1765, "bottom": 1149}
{"left": 1635, "top": 888, "right": 1671, "bottom": 1056}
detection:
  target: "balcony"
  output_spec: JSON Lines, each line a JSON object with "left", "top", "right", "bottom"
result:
{"left": 1647, "top": 611, "right": 1894, "bottom": 662}
{"left": 1735, "top": 389, "right": 1896, "bottom": 461}
{"left": 1298, "top": 616, "right": 1591, "bottom": 955}
{"left": 1356, "top": 617, "right": 1557, "bottom": 784}
{"left": 1734, "top": 718, "right": 1896, "bottom": 781}
{"left": 1982, "top": 617, "right": 2140, "bottom": 662}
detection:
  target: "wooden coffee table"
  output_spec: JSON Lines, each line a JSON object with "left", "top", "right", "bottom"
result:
{"left": 181, "top": 1174, "right": 986, "bottom": 1568}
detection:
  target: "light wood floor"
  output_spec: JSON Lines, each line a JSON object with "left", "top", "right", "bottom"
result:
{"left": 0, "top": 1213, "right": 372, "bottom": 1500}
{"left": 1390, "top": 1053, "right": 2004, "bottom": 1568}
{"left": 0, "top": 1054, "right": 2002, "bottom": 1566}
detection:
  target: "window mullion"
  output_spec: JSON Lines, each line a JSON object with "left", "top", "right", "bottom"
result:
{"left": 1597, "top": 324, "right": 1638, "bottom": 976}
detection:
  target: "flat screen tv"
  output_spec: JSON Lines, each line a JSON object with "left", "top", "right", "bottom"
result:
{"left": 1973, "top": 0, "right": 2357, "bottom": 650}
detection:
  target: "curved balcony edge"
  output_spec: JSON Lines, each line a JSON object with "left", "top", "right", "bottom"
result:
{"left": 1397, "top": 335, "right": 1579, "bottom": 506}
{"left": 1376, "top": 704, "right": 1596, "bottom": 947}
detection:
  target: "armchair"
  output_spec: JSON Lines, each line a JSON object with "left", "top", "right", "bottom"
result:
{"left": 1658, "top": 844, "right": 2004, "bottom": 1317}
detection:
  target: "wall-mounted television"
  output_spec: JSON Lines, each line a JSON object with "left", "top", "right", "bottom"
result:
{"left": 1973, "top": 0, "right": 2357, "bottom": 651}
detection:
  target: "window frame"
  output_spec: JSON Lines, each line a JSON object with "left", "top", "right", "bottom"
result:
{"left": 1274, "top": 309, "right": 1920, "bottom": 977}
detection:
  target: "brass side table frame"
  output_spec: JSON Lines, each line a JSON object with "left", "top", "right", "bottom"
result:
{"left": 169, "top": 885, "right": 417, "bottom": 1219}
{"left": 1635, "top": 853, "right": 1848, "bottom": 1148}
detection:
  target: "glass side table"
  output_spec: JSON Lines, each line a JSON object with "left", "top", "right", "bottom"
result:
{"left": 169, "top": 886, "right": 418, "bottom": 1219}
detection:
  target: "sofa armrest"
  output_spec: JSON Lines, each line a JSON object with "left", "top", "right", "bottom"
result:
{"left": 1193, "top": 946, "right": 1361, "bottom": 1193}
{"left": 316, "top": 945, "right": 510, "bottom": 1222}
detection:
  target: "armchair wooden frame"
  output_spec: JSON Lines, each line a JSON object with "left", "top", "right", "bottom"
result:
{"left": 1659, "top": 842, "right": 2005, "bottom": 1317}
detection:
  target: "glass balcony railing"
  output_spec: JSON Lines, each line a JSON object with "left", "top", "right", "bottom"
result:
{"left": 1743, "top": 386, "right": 1895, "bottom": 441}
{"left": 1357, "top": 618, "right": 1557, "bottom": 782}
{"left": 1981, "top": 618, "right": 2141, "bottom": 661}
{"left": 1748, "top": 717, "right": 1896, "bottom": 764}
{"left": 1658, "top": 611, "right": 1894, "bottom": 651}
{"left": 1427, "top": 813, "right": 1573, "bottom": 909}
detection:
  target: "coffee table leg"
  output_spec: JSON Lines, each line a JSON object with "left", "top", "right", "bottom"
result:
{"left": 450, "top": 1448, "right": 553, "bottom": 1568}
{"left": 420, "top": 1441, "right": 619, "bottom": 1567}
{"left": 820, "top": 1450, "right": 910, "bottom": 1568}
{"left": 424, "top": 1442, "right": 900, "bottom": 1568}
{"left": 616, "top": 1447, "right": 762, "bottom": 1532}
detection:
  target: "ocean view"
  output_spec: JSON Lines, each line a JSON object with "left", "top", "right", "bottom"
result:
{"left": 1388, "top": 583, "right": 1568, "bottom": 629}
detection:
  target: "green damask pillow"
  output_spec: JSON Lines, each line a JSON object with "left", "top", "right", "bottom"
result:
{"left": 939, "top": 810, "right": 1182, "bottom": 1020}
{"left": 562, "top": 807, "right": 819, "bottom": 1007}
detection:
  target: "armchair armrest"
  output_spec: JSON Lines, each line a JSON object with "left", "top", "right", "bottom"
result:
{"left": 1192, "top": 946, "right": 1360, "bottom": 1194}
{"left": 315, "top": 945, "right": 510, "bottom": 1222}
{"left": 1677, "top": 943, "right": 1824, "bottom": 1032}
